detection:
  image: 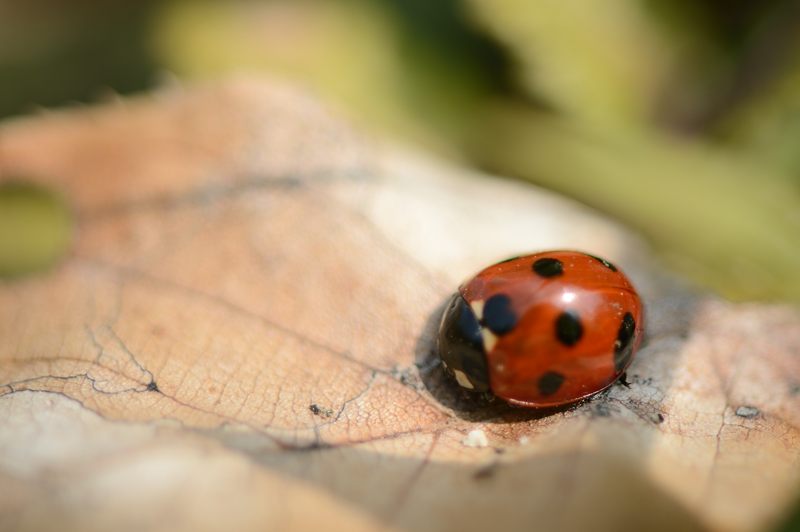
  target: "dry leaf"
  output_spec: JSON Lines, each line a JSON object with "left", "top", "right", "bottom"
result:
{"left": 0, "top": 78, "right": 798, "bottom": 532}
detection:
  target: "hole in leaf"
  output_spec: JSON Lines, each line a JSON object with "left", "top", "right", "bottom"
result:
{"left": 0, "top": 181, "right": 72, "bottom": 278}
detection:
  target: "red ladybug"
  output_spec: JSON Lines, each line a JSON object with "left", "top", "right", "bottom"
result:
{"left": 437, "top": 251, "right": 644, "bottom": 408}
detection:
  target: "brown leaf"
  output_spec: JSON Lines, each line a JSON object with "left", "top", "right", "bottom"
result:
{"left": 0, "top": 78, "right": 798, "bottom": 532}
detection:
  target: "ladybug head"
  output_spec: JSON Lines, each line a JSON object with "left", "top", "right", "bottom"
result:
{"left": 437, "top": 294, "right": 490, "bottom": 392}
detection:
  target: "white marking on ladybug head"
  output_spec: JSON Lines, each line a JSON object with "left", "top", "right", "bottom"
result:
{"left": 470, "top": 300, "right": 484, "bottom": 320}
{"left": 453, "top": 369, "right": 475, "bottom": 389}
{"left": 481, "top": 329, "right": 497, "bottom": 352}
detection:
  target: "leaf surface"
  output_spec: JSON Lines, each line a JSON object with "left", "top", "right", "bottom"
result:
{"left": 0, "top": 79, "right": 798, "bottom": 532}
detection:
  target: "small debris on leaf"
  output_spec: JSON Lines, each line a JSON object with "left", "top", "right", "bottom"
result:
{"left": 735, "top": 406, "right": 760, "bottom": 419}
{"left": 462, "top": 429, "right": 489, "bottom": 448}
{"left": 309, "top": 404, "right": 333, "bottom": 418}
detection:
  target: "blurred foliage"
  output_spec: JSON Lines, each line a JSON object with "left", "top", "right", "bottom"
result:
{"left": 0, "top": 182, "right": 72, "bottom": 278}
{"left": 465, "top": 0, "right": 800, "bottom": 301}
{"left": 0, "top": 0, "right": 799, "bottom": 301}
{"left": 777, "top": 499, "right": 800, "bottom": 532}
{"left": 470, "top": 0, "right": 679, "bottom": 131}
{"left": 475, "top": 105, "right": 800, "bottom": 301}
{"left": 150, "top": 0, "right": 506, "bottom": 156}
{"left": 0, "top": 0, "right": 159, "bottom": 117}
{"left": 719, "top": 24, "right": 800, "bottom": 177}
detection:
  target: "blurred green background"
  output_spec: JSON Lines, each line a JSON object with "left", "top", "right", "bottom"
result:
{"left": 1, "top": 0, "right": 800, "bottom": 303}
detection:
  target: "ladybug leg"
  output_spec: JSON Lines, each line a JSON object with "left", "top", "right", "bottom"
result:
{"left": 618, "top": 372, "right": 631, "bottom": 387}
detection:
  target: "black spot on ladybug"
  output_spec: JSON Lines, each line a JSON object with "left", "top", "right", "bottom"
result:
{"left": 538, "top": 371, "right": 565, "bottom": 396}
{"left": 437, "top": 294, "right": 490, "bottom": 392}
{"left": 555, "top": 311, "right": 583, "bottom": 346}
{"left": 614, "top": 313, "right": 636, "bottom": 372}
{"left": 532, "top": 257, "right": 564, "bottom": 277}
{"left": 587, "top": 254, "right": 618, "bottom": 272}
{"left": 482, "top": 294, "right": 517, "bottom": 335}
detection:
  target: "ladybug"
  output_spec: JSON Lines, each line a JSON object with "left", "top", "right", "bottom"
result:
{"left": 437, "top": 251, "right": 644, "bottom": 408}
